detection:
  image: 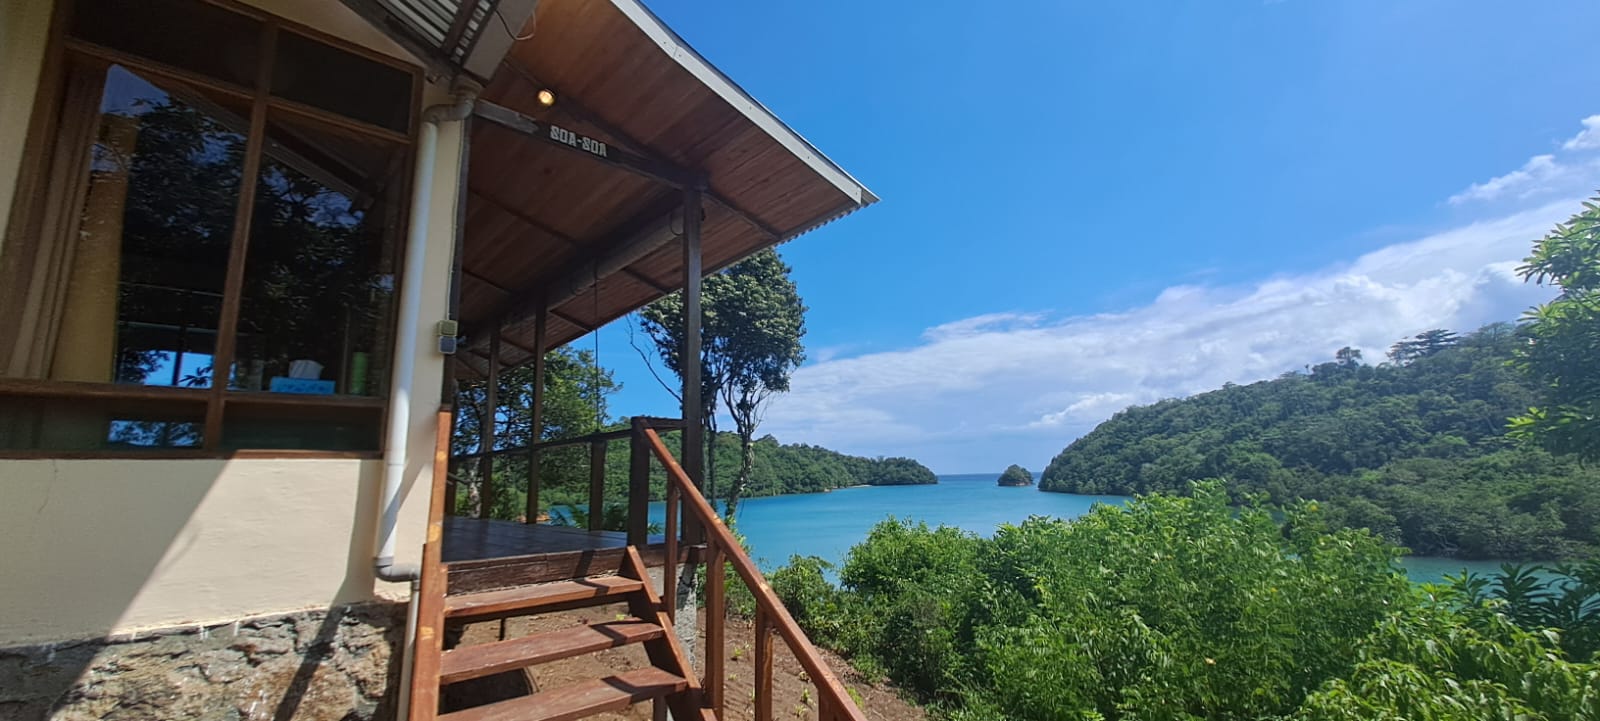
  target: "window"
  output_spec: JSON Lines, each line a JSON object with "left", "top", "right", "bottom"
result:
{"left": 0, "top": 0, "right": 419, "bottom": 454}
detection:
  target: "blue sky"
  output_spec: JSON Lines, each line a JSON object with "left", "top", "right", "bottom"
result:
{"left": 594, "top": 0, "right": 1600, "bottom": 473}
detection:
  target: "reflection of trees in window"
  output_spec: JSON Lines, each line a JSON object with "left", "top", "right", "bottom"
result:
{"left": 235, "top": 123, "right": 399, "bottom": 396}
{"left": 108, "top": 419, "right": 201, "bottom": 448}
{"left": 102, "top": 72, "right": 244, "bottom": 386}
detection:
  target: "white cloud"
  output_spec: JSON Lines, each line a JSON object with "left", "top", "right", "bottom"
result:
{"left": 1563, "top": 115, "right": 1600, "bottom": 151}
{"left": 763, "top": 202, "right": 1571, "bottom": 473}
{"left": 1449, "top": 115, "right": 1600, "bottom": 206}
{"left": 1448, "top": 154, "right": 1564, "bottom": 205}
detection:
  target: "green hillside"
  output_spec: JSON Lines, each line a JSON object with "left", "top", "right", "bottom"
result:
{"left": 1040, "top": 324, "right": 1600, "bottom": 559}
{"left": 499, "top": 428, "right": 936, "bottom": 518}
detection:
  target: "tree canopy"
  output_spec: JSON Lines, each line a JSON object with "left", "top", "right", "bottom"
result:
{"left": 772, "top": 484, "right": 1600, "bottom": 721}
{"left": 639, "top": 248, "right": 807, "bottom": 519}
{"left": 1039, "top": 324, "right": 1600, "bottom": 559}
{"left": 1510, "top": 194, "right": 1600, "bottom": 462}
{"left": 452, "top": 346, "right": 618, "bottom": 519}
{"left": 997, "top": 464, "right": 1033, "bottom": 486}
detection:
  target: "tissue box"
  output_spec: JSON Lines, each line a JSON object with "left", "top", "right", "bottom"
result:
{"left": 269, "top": 377, "right": 336, "bottom": 395}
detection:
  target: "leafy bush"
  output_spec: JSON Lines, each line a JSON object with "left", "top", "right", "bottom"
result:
{"left": 775, "top": 482, "right": 1423, "bottom": 718}
{"left": 1449, "top": 561, "right": 1600, "bottom": 660}
{"left": 1296, "top": 593, "right": 1600, "bottom": 720}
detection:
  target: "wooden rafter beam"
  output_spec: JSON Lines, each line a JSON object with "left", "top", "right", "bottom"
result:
{"left": 705, "top": 190, "right": 782, "bottom": 242}
{"left": 492, "top": 69, "right": 786, "bottom": 246}
{"left": 463, "top": 194, "right": 686, "bottom": 339}
{"left": 549, "top": 307, "right": 592, "bottom": 331}
{"left": 474, "top": 100, "right": 703, "bottom": 190}
{"left": 467, "top": 185, "right": 673, "bottom": 293}
{"left": 498, "top": 65, "right": 673, "bottom": 166}
{"left": 463, "top": 267, "right": 511, "bottom": 294}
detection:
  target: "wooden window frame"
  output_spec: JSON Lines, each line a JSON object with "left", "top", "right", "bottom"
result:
{"left": 0, "top": 0, "right": 427, "bottom": 459}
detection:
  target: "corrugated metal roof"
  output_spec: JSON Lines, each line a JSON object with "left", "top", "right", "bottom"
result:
{"left": 341, "top": 0, "right": 535, "bottom": 81}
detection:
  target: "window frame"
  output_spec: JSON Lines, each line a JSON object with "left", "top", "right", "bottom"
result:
{"left": 0, "top": 0, "right": 426, "bottom": 458}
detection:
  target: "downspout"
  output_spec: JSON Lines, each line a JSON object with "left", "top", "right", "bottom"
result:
{"left": 376, "top": 83, "right": 478, "bottom": 583}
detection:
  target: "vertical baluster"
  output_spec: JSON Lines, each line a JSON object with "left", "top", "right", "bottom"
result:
{"left": 754, "top": 605, "right": 774, "bottom": 721}
{"left": 705, "top": 544, "right": 726, "bottom": 719}
{"left": 664, "top": 473, "right": 679, "bottom": 621}
{"left": 525, "top": 300, "right": 546, "bottom": 524}
{"left": 628, "top": 418, "right": 650, "bottom": 547}
{"left": 526, "top": 446, "right": 540, "bottom": 523}
{"left": 480, "top": 327, "right": 499, "bottom": 518}
{"left": 588, "top": 440, "right": 606, "bottom": 531}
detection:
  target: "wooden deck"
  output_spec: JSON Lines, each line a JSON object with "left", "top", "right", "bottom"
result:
{"left": 440, "top": 518, "right": 672, "bottom": 595}
{"left": 442, "top": 518, "right": 628, "bottom": 563}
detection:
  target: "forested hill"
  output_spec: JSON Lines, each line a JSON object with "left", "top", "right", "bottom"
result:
{"left": 579, "top": 428, "right": 934, "bottom": 507}
{"left": 713, "top": 433, "right": 939, "bottom": 495}
{"left": 1039, "top": 324, "right": 1600, "bottom": 559}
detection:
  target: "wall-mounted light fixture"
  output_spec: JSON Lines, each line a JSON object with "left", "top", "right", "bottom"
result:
{"left": 536, "top": 89, "right": 556, "bottom": 107}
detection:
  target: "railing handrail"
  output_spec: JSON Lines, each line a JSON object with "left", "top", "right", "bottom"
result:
{"left": 449, "top": 416, "right": 686, "bottom": 462}
{"left": 641, "top": 427, "right": 869, "bottom": 721}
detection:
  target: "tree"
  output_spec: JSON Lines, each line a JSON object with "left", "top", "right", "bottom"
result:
{"left": 639, "top": 249, "right": 806, "bottom": 519}
{"left": 1510, "top": 195, "right": 1600, "bottom": 462}
{"left": 1387, "top": 329, "right": 1458, "bottom": 365}
{"left": 1038, "top": 325, "right": 1600, "bottom": 560}
{"left": 453, "top": 347, "right": 617, "bottom": 518}
{"left": 1334, "top": 346, "right": 1363, "bottom": 368}
{"left": 997, "top": 464, "right": 1033, "bottom": 486}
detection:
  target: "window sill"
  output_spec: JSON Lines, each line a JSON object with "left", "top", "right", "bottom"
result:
{"left": 0, "top": 449, "right": 383, "bottom": 460}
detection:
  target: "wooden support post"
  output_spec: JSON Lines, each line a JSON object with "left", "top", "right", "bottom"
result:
{"left": 588, "top": 440, "right": 607, "bottom": 531}
{"left": 681, "top": 187, "right": 705, "bottom": 545}
{"left": 628, "top": 418, "right": 650, "bottom": 547}
{"left": 754, "top": 605, "right": 774, "bottom": 721}
{"left": 704, "top": 544, "right": 725, "bottom": 718}
{"left": 525, "top": 301, "right": 547, "bottom": 524}
{"left": 479, "top": 327, "right": 499, "bottom": 519}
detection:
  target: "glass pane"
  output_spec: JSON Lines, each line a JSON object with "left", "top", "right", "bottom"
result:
{"left": 272, "top": 31, "right": 413, "bottom": 133}
{"left": 221, "top": 402, "right": 381, "bottom": 451}
{"left": 71, "top": 0, "right": 262, "bottom": 89}
{"left": 0, "top": 395, "right": 206, "bottom": 451}
{"left": 231, "top": 112, "right": 406, "bottom": 398}
{"left": 63, "top": 64, "right": 246, "bottom": 388}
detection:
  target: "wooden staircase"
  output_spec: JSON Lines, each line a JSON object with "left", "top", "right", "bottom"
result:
{"left": 420, "top": 546, "right": 714, "bottom": 721}
{"left": 412, "top": 411, "right": 868, "bottom": 721}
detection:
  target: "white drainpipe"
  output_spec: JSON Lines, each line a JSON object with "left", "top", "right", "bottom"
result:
{"left": 376, "top": 86, "right": 476, "bottom": 582}
{"left": 379, "top": 85, "right": 476, "bottom": 721}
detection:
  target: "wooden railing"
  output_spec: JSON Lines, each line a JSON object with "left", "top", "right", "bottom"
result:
{"left": 637, "top": 421, "right": 868, "bottom": 721}
{"left": 408, "top": 406, "right": 454, "bottom": 721}
{"left": 448, "top": 417, "right": 685, "bottom": 536}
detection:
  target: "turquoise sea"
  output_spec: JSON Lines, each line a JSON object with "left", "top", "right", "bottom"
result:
{"left": 649, "top": 473, "right": 1512, "bottom": 585}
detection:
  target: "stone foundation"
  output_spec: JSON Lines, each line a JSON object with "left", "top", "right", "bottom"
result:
{"left": 0, "top": 603, "right": 405, "bottom": 721}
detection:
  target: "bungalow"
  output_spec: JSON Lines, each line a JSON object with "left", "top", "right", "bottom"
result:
{"left": 0, "top": 1, "right": 876, "bottom": 719}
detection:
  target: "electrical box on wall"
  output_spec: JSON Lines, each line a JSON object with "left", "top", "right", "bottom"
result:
{"left": 437, "top": 320, "right": 459, "bottom": 354}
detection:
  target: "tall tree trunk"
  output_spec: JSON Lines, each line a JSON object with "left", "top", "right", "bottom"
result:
{"left": 704, "top": 411, "right": 718, "bottom": 500}
{"left": 724, "top": 431, "right": 755, "bottom": 521}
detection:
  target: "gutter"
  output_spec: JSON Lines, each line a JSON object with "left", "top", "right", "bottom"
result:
{"left": 376, "top": 82, "right": 479, "bottom": 584}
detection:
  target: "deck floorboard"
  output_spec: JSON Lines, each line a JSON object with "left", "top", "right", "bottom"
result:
{"left": 442, "top": 518, "right": 628, "bottom": 563}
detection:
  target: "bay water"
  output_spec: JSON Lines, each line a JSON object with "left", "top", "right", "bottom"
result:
{"left": 651, "top": 473, "right": 1510, "bottom": 585}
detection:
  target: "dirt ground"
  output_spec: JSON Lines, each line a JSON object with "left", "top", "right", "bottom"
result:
{"left": 442, "top": 603, "right": 925, "bottom": 721}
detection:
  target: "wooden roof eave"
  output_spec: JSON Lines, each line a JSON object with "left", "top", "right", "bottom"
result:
{"left": 452, "top": 0, "right": 878, "bottom": 374}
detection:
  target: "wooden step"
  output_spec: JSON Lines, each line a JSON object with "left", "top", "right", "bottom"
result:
{"left": 438, "top": 667, "right": 689, "bottom": 721}
{"left": 444, "top": 576, "right": 644, "bottom": 620}
{"left": 439, "top": 619, "right": 666, "bottom": 685}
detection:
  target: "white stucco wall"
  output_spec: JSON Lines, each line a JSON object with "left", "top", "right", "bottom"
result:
{"left": 0, "top": 0, "right": 465, "bottom": 645}
{"left": 0, "top": 0, "right": 54, "bottom": 252}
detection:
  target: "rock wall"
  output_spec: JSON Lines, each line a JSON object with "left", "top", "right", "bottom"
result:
{"left": 0, "top": 603, "right": 404, "bottom": 721}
